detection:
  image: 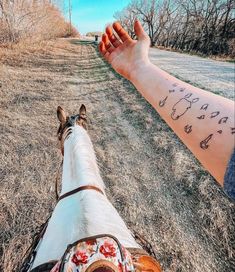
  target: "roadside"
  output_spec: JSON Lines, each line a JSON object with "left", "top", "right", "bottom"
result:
{"left": 0, "top": 39, "right": 234, "bottom": 272}
{"left": 155, "top": 46, "right": 235, "bottom": 62}
{"left": 149, "top": 48, "right": 235, "bottom": 100}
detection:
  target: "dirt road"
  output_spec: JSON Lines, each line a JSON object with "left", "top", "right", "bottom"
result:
{"left": 150, "top": 48, "right": 234, "bottom": 100}
{"left": 0, "top": 40, "right": 234, "bottom": 271}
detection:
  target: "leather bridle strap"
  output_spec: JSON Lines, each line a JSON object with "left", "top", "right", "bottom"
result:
{"left": 58, "top": 185, "right": 104, "bottom": 202}
{"left": 55, "top": 159, "right": 64, "bottom": 201}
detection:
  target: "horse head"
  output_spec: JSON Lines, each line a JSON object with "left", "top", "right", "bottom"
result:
{"left": 57, "top": 104, "right": 88, "bottom": 155}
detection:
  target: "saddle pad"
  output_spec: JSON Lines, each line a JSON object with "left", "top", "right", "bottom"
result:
{"left": 50, "top": 234, "right": 135, "bottom": 272}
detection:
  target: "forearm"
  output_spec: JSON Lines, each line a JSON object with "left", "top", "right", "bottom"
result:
{"left": 131, "top": 62, "right": 235, "bottom": 185}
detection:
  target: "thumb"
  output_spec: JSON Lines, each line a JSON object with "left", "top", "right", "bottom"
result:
{"left": 134, "top": 20, "right": 149, "bottom": 41}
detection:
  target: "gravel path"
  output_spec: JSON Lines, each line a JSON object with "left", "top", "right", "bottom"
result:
{"left": 149, "top": 48, "right": 235, "bottom": 100}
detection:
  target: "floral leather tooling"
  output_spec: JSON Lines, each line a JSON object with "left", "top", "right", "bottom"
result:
{"left": 50, "top": 235, "right": 135, "bottom": 272}
{"left": 49, "top": 234, "right": 161, "bottom": 272}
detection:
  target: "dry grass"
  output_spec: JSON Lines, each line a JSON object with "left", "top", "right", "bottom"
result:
{"left": 0, "top": 0, "right": 78, "bottom": 46}
{"left": 0, "top": 39, "right": 234, "bottom": 272}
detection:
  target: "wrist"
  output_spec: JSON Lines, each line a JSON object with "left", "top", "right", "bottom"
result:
{"left": 130, "top": 60, "right": 153, "bottom": 84}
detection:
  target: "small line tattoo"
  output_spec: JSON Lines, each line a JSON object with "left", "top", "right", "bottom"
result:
{"left": 210, "top": 111, "right": 220, "bottom": 118}
{"left": 197, "top": 115, "right": 205, "bottom": 120}
{"left": 169, "top": 89, "right": 175, "bottom": 93}
{"left": 185, "top": 93, "right": 192, "bottom": 98}
{"left": 200, "top": 134, "right": 213, "bottom": 150}
{"left": 184, "top": 125, "right": 192, "bottom": 134}
{"left": 200, "top": 104, "right": 209, "bottom": 111}
{"left": 218, "top": 117, "right": 228, "bottom": 124}
{"left": 231, "top": 128, "right": 235, "bottom": 134}
{"left": 159, "top": 96, "right": 168, "bottom": 107}
{"left": 217, "top": 130, "right": 222, "bottom": 134}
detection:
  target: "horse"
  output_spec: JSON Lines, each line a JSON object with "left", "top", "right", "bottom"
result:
{"left": 23, "top": 104, "right": 161, "bottom": 272}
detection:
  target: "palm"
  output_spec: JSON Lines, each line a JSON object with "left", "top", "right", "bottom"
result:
{"left": 111, "top": 40, "right": 148, "bottom": 80}
{"left": 99, "top": 21, "right": 150, "bottom": 81}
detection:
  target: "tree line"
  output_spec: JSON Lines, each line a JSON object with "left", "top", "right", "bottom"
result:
{"left": 0, "top": 0, "right": 78, "bottom": 45}
{"left": 115, "top": 0, "right": 235, "bottom": 57}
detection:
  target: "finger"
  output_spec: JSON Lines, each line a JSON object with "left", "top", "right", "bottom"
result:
{"left": 106, "top": 26, "right": 122, "bottom": 48}
{"left": 99, "top": 41, "right": 106, "bottom": 56}
{"left": 99, "top": 41, "right": 110, "bottom": 62}
{"left": 102, "top": 33, "right": 115, "bottom": 54}
{"left": 113, "top": 21, "right": 132, "bottom": 42}
{"left": 134, "top": 20, "right": 149, "bottom": 41}
{"left": 103, "top": 51, "right": 110, "bottom": 61}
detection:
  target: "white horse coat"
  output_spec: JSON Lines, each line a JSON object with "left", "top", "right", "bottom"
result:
{"left": 32, "top": 125, "right": 139, "bottom": 268}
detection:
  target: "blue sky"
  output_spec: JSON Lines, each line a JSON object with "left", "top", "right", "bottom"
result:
{"left": 63, "top": 0, "right": 130, "bottom": 34}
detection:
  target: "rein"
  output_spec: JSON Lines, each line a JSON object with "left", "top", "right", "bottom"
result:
{"left": 54, "top": 158, "right": 104, "bottom": 203}
{"left": 58, "top": 185, "right": 104, "bottom": 201}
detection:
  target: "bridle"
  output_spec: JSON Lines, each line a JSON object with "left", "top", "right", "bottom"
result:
{"left": 57, "top": 113, "right": 87, "bottom": 155}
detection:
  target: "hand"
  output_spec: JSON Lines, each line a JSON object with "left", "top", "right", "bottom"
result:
{"left": 99, "top": 20, "right": 150, "bottom": 81}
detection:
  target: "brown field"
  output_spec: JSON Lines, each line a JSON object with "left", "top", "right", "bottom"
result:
{"left": 0, "top": 39, "right": 234, "bottom": 272}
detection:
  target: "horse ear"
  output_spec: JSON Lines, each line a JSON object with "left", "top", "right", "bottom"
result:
{"left": 57, "top": 106, "right": 67, "bottom": 124}
{"left": 79, "top": 104, "right": 86, "bottom": 116}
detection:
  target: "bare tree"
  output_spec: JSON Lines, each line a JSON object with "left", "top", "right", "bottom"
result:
{"left": 114, "top": 4, "right": 136, "bottom": 39}
{"left": 0, "top": 0, "right": 78, "bottom": 45}
{"left": 115, "top": 0, "right": 235, "bottom": 56}
{"left": 128, "top": 0, "right": 177, "bottom": 46}
{"left": 129, "top": 0, "right": 159, "bottom": 46}
{"left": 68, "top": 0, "right": 72, "bottom": 35}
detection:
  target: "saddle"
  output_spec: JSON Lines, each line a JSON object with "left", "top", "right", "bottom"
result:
{"left": 20, "top": 185, "right": 161, "bottom": 272}
{"left": 31, "top": 234, "right": 161, "bottom": 272}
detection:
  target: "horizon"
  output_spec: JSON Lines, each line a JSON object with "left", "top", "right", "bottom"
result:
{"left": 62, "top": 0, "right": 130, "bottom": 35}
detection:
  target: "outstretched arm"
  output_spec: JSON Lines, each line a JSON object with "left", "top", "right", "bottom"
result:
{"left": 99, "top": 21, "right": 235, "bottom": 187}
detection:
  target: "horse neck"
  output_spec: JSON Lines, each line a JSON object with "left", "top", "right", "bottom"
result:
{"left": 61, "top": 126, "right": 105, "bottom": 195}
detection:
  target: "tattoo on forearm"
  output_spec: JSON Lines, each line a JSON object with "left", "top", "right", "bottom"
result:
{"left": 218, "top": 117, "right": 228, "bottom": 124}
{"left": 200, "top": 134, "right": 213, "bottom": 150}
{"left": 169, "top": 84, "right": 184, "bottom": 93}
{"left": 184, "top": 124, "right": 192, "bottom": 134}
{"left": 159, "top": 84, "right": 233, "bottom": 143}
{"left": 184, "top": 93, "right": 192, "bottom": 98}
{"left": 201, "top": 104, "right": 209, "bottom": 110}
{"left": 210, "top": 111, "right": 220, "bottom": 118}
{"left": 171, "top": 93, "right": 199, "bottom": 120}
{"left": 161, "top": 83, "right": 235, "bottom": 153}
{"left": 197, "top": 115, "right": 205, "bottom": 120}
{"left": 159, "top": 96, "right": 168, "bottom": 107}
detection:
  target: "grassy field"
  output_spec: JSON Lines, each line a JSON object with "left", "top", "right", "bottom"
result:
{"left": 0, "top": 39, "right": 234, "bottom": 271}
